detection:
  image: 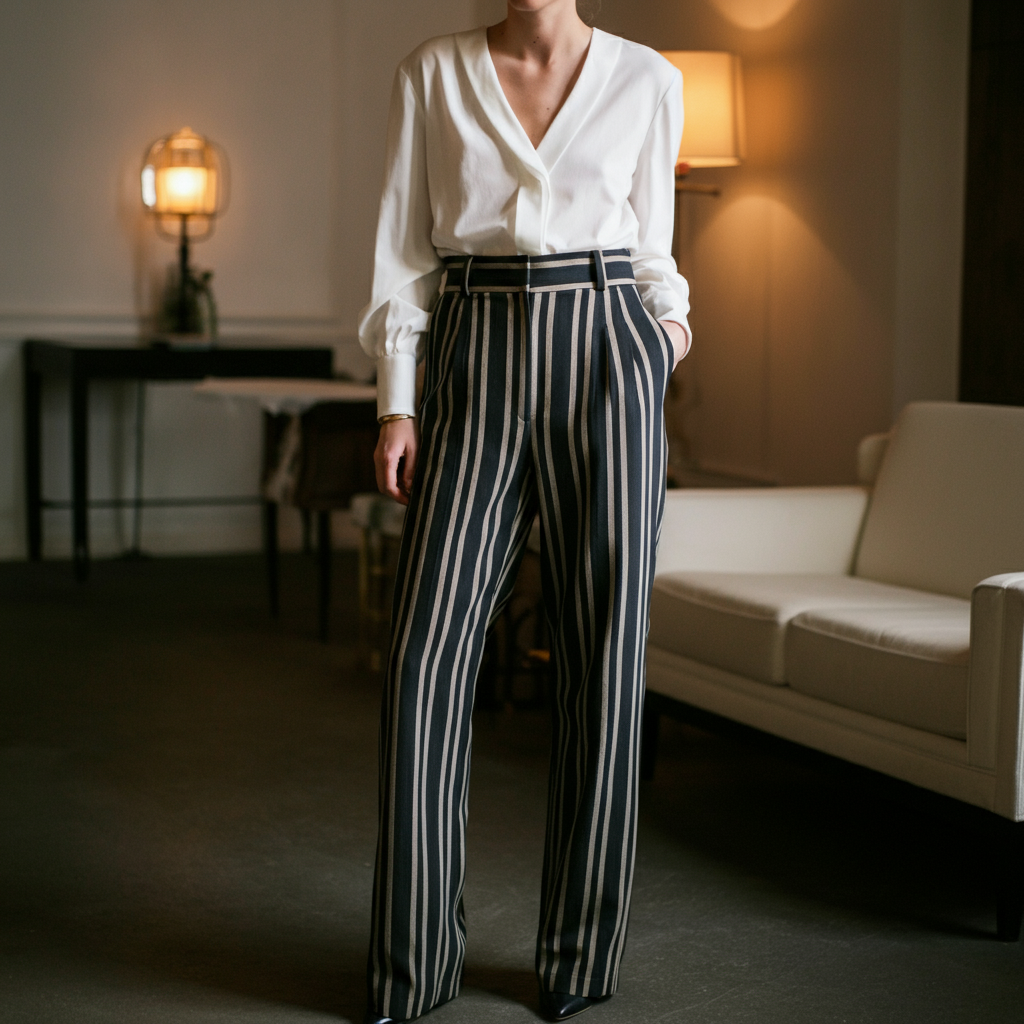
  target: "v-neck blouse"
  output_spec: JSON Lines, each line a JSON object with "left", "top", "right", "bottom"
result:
{"left": 359, "top": 27, "right": 690, "bottom": 418}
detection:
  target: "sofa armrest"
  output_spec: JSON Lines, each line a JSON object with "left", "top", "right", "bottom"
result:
{"left": 969, "top": 573, "right": 1024, "bottom": 819}
{"left": 656, "top": 487, "right": 870, "bottom": 575}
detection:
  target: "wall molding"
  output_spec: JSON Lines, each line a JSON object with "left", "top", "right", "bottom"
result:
{"left": 0, "top": 310, "right": 354, "bottom": 344}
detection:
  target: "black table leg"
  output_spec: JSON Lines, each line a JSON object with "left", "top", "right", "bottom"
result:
{"left": 23, "top": 357, "right": 43, "bottom": 560}
{"left": 317, "top": 509, "right": 331, "bottom": 642}
{"left": 264, "top": 501, "right": 280, "bottom": 617}
{"left": 71, "top": 371, "right": 89, "bottom": 581}
{"left": 302, "top": 509, "right": 313, "bottom": 556}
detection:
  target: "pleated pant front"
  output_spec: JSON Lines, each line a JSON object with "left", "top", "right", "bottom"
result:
{"left": 368, "top": 250, "right": 672, "bottom": 1022}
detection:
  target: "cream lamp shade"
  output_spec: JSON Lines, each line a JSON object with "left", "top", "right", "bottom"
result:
{"left": 141, "top": 127, "right": 228, "bottom": 239}
{"left": 659, "top": 51, "right": 746, "bottom": 170}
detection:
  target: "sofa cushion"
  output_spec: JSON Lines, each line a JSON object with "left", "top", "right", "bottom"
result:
{"left": 648, "top": 573, "right": 951, "bottom": 685}
{"left": 786, "top": 599, "right": 970, "bottom": 739}
{"left": 854, "top": 401, "right": 1024, "bottom": 599}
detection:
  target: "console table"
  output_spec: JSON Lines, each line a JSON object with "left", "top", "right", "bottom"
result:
{"left": 23, "top": 339, "right": 334, "bottom": 580}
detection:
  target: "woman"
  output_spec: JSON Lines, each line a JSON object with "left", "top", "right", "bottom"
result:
{"left": 358, "top": 2, "right": 689, "bottom": 1021}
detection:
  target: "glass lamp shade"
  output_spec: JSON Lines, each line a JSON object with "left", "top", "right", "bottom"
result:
{"left": 141, "top": 127, "right": 228, "bottom": 238}
{"left": 659, "top": 51, "right": 746, "bottom": 169}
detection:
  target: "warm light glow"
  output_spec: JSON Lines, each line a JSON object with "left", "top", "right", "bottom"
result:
{"left": 660, "top": 51, "right": 746, "bottom": 169}
{"left": 709, "top": 0, "right": 800, "bottom": 31}
{"left": 141, "top": 166, "right": 156, "bottom": 208}
{"left": 141, "top": 126, "right": 226, "bottom": 220}
{"left": 158, "top": 166, "right": 213, "bottom": 214}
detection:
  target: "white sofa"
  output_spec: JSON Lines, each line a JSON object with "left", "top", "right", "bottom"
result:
{"left": 642, "top": 401, "right": 1024, "bottom": 940}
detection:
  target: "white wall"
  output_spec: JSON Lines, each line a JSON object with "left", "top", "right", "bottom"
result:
{"left": 0, "top": 0, "right": 478, "bottom": 559}
{"left": 893, "top": 0, "right": 970, "bottom": 415}
{"left": 599, "top": 0, "right": 969, "bottom": 484}
{"left": 0, "top": 0, "right": 970, "bottom": 559}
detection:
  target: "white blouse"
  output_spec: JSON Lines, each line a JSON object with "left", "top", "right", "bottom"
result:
{"left": 359, "top": 26, "right": 691, "bottom": 418}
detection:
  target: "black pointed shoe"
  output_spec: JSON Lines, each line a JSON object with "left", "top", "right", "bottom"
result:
{"left": 363, "top": 1014, "right": 395, "bottom": 1024}
{"left": 538, "top": 989, "right": 611, "bottom": 1021}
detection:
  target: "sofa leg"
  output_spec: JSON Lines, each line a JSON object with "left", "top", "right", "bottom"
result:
{"left": 995, "top": 817, "right": 1024, "bottom": 941}
{"left": 640, "top": 698, "right": 660, "bottom": 781}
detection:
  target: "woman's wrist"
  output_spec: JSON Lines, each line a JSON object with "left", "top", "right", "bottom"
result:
{"left": 658, "top": 319, "right": 689, "bottom": 365}
{"left": 378, "top": 412, "right": 415, "bottom": 425}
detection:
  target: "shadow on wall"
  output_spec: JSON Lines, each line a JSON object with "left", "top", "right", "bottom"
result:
{"left": 675, "top": 192, "right": 890, "bottom": 487}
{"left": 603, "top": 0, "right": 966, "bottom": 486}
{"left": 647, "top": 0, "right": 910, "bottom": 487}
{"left": 709, "top": 0, "right": 802, "bottom": 31}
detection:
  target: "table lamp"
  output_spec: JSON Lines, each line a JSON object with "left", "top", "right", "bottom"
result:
{"left": 141, "top": 127, "right": 229, "bottom": 340}
{"left": 659, "top": 51, "right": 746, "bottom": 195}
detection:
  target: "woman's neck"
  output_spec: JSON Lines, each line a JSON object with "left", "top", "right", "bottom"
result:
{"left": 489, "top": 1, "right": 592, "bottom": 67}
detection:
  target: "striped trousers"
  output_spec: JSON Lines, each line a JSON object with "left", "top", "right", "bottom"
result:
{"left": 368, "top": 249, "right": 672, "bottom": 1021}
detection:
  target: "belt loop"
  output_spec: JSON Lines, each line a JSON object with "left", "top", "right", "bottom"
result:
{"left": 461, "top": 256, "right": 474, "bottom": 298}
{"left": 593, "top": 249, "right": 606, "bottom": 291}
{"left": 524, "top": 256, "right": 531, "bottom": 294}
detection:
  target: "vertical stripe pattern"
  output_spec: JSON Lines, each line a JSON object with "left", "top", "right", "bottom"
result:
{"left": 368, "top": 250, "right": 671, "bottom": 1021}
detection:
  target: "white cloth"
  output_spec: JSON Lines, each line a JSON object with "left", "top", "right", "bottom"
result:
{"left": 193, "top": 377, "right": 377, "bottom": 415}
{"left": 358, "top": 27, "right": 692, "bottom": 418}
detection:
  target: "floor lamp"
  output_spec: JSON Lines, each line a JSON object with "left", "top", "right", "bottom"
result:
{"left": 658, "top": 51, "right": 746, "bottom": 262}
{"left": 658, "top": 51, "right": 746, "bottom": 477}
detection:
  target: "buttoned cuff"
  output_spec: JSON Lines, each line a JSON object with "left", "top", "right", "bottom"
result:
{"left": 375, "top": 353, "right": 419, "bottom": 419}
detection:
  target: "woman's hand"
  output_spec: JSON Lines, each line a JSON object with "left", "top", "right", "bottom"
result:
{"left": 659, "top": 319, "right": 689, "bottom": 370}
{"left": 375, "top": 418, "right": 419, "bottom": 506}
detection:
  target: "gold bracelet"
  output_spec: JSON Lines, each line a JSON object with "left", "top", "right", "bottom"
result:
{"left": 378, "top": 413, "right": 414, "bottom": 425}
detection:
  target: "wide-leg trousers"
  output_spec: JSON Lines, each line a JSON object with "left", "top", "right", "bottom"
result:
{"left": 368, "top": 249, "right": 672, "bottom": 1021}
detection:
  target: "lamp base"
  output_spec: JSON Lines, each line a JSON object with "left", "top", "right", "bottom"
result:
{"left": 155, "top": 261, "right": 218, "bottom": 344}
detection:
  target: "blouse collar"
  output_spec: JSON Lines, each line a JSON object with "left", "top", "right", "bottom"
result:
{"left": 456, "top": 26, "right": 620, "bottom": 176}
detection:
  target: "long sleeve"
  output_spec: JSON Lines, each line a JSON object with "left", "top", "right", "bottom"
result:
{"left": 358, "top": 68, "right": 443, "bottom": 419}
{"left": 628, "top": 69, "right": 692, "bottom": 357}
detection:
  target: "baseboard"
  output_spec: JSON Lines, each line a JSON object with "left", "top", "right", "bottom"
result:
{"left": 0, "top": 310, "right": 351, "bottom": 342}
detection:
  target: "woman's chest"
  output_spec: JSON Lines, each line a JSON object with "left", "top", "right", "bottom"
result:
{"left": 487, "top": 57, "right": 586, "bottom": 150}
{"left": 423, "top": 77, "right": 651, "bottom": 193}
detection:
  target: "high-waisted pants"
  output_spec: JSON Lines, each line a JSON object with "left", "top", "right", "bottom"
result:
{"left": 368, "top": 249, "right": 672, "bottom": 1021}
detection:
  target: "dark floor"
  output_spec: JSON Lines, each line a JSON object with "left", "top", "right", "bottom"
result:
{"left": 0, "top": 554, "right": 1021, "bottom": 1023}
